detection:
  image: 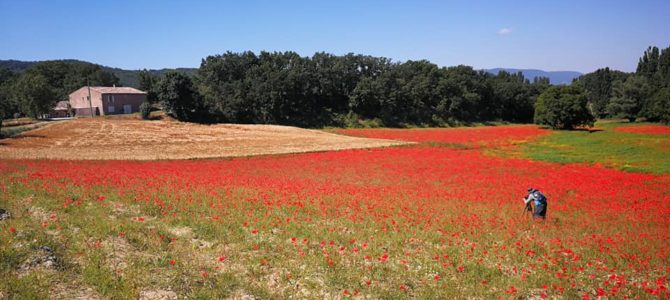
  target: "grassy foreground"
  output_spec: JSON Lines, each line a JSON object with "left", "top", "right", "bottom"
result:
{"left": 1, "top": 124, "right": 669, "bottom": 299}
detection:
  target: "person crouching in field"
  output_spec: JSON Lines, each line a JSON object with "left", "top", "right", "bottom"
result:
{"left": 523, "top": 187, "right": 547, "bottom": 220}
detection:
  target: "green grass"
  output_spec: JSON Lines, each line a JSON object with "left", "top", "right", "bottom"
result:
{"left": 522, "top": 121, "right": 670, "bottom": 174}
{"left": 0, "top": 121, "right": 51, "bottom": 138}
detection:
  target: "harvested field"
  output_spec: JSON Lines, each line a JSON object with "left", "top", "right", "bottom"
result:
{"left": 0, "top": 118, "right": 408, "bottom": 160}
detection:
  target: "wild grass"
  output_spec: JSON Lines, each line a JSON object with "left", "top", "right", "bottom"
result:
{"left": 1, "top": 123, "right": 668, "bottom": 298}
{"left": 522, "top": 121, "right": 670, "bottom": 174}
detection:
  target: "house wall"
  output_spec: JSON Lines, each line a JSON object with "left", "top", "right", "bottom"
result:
{"left": 100, "top": 93, "right": 146, "bottom": 115}
{"left": 69, "top": 87, "right": 103, "bottom": 116}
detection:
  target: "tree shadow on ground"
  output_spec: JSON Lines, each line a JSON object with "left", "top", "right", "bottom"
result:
{"left": 573, "top": 127, "right": 604, "bottom": 133}
{"left": 0, "top": 133, "right": 46, "bottom": 141}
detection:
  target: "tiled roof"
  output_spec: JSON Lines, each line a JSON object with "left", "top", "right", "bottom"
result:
{"left": 90, "top": 86, "right": 147, "bottom": 94}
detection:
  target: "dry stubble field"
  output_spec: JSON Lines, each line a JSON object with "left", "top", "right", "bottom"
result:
{"left": 0, "top": 118, "right": 407, "bottom": 160}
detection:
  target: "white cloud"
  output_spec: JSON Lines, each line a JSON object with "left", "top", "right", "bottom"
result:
{"left": 498, "top": 28, "right": 513, "bottom": 35}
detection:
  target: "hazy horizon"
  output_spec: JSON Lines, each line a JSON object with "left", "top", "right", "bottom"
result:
{"left": 2, "top": 0, "right": 669, "bottom": 73}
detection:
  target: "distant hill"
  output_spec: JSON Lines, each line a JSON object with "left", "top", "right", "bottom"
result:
{"left": 484, "top": 68, "right": 582, "bottom": 85}
{"left": 0, "top": 59, "right": 197, "bottom": 88}
{"left": 0, "top": 59, "right": 37, "bottom": 73}
{"left": 101, "top": 66, "right": 197, "bottom": 88}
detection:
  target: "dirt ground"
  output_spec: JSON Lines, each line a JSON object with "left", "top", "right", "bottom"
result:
{"left": 0, "top": 118, "right": 407, "bottom": 160}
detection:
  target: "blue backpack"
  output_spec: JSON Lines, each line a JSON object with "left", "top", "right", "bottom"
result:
{"left": 532, "top": 190, "right": 547, "bottom": 205}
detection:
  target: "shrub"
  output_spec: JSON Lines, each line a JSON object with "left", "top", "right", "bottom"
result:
{"left": 139, "top": 101, "right": 152, "bottom": 120}
{"left": 534, "top": 85, "right": 594, "bottom": 129}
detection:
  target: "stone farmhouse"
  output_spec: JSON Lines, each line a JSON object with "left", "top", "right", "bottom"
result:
{"left": 69, "top": 86, "right": 146, "bottom": 116}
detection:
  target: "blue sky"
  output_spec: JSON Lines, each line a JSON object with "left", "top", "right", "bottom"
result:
{"left": 1, "top": 0, "right": 669, "bottom": 73}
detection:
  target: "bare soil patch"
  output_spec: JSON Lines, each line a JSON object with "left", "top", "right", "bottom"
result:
{"left": 0, "top": 118, "right": 408, "bottom": 160}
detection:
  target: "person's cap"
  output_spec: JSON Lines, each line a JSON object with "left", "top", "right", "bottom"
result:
{"left": 527, "top": 187, "right": 534, "bottom": 192}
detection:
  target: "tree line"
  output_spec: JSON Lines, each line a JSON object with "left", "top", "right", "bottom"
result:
{"left": 141, "top": 51, "right": 550, "bottom": 127}
{"left": 574, "top": 46, "right": 670, "bottom": 123}
{"left": 1, "top": 46, "right": 669, "bottom": 133}
{"left": 145, "top": 46, "right": 670, "bottom": 128}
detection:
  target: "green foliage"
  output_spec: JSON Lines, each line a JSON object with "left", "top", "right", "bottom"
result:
{"left": 0, "top": 59, "right": 35, "bottom": 73}
{"left": 2, "top": 60, "right": 119, "bottom": 119}
{"left": 0, "top": 68, "right": 17, "bottom": 132}
{"left": 138, "top": 69, "right": 159, "bottom": 103}
{"left": 102, "top": 66, "right": 196, "bottom": 88}
{"left": 5, "top": 47, "right": 670, "bottom": 127}
{"left": 11, "top": 73, "right": 55, "bottom": 118}
{"left": 636, "top": 45, "right": 670, "bottom": 121}
{"left": 435, "top": 65, "right": 492, "bottom": 122}
{"left": 139, "top": 101, "right": 152, "bottom": 120}
{"left": 636, "top": 46, "right": 661, "bottom": 78}
{"left": 606, "top": 76, "right": 648, "bottom": 122}
{"left": 22, "top": 60, "right": 119, "bottom": 102}
{"left": 0, "top": 59, "right": 196, "bottom": 88}
{"left": 573, "top": 67, "right": 630, "bottom": 118}
{"left": 490, "top": 71, "right": 547, "bottom": 123}
{"left": 157, "top": 72, "right": 201, "bottom": 121}
{"left": 197, "top": 51, "right": 545, "bottom": 127}
{"left": 647, "top": 87, "right": 670, "bottom": 124}
{"left": 2, "top": 53, "right": 550, "bottom": 127}
{"left": 534, "top": 85, "right": 594, "bottom": 129}
{"left": 607, "top": 96, "right": 640, "bottom": 122}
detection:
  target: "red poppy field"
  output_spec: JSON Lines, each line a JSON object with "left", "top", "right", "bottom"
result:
{"left": 1, "top": 124, "right": 669, "bottom": 299}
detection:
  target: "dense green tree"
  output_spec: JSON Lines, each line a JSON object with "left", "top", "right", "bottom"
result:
{"left": 198, "top": 51, "right": 400, "bottom": 126}
{"left": 0, "top": 68, "right": 17, "bottom": 133}
{"left": 534, "top": 85, "right": 594, "bottom": 129}
{"left": 659, "top": 47, "right": 670, "bottom": 81}
{"left": 23, "top": 60, "right": 119, "bottom": 101}
{"left": 637, "top": 46, "right": 660, "bottom": 79}
{"left": 138, "top": 69, "right": 159, "bottom": 103}
{"left": 198, "top": 51, "right": 259, "bottom": 123}
{"left": 195, "top": 51, "right": 550, "bottom": 127}
{"left": 11, "top": 73, "right": 56, "bottom": 118}
{"left": 351, "top": 60, "right": 442, "bottom": 126}
{"left": 309, "top": 52, "right": 390, "bottom": 120}
{"left": 489, "top": 71, "right": 538, "bottom": 123}
{"left": 156, "top": 72, "right": 201, "bottom": 121}
{"left": 635, "top": 45, "right": 670, "bottom": 121}
{"left": 435, "top": 66, "right": 493, "bottom": 123}
{"left": 607, "top": 96, "right": 640, "bottom": 122}
{"left": 644, "top": 45, "right": 670, "bottom": 123}
{"left": 648, "top": 87, "right": 670, "bottom": 124}
{"left": 350, "top": 65, "right": 396, "bottom": 124}
{"left": 573, "top": 68, "right": 630, "bottom": 118}
{"left": 607, "top": 76, "right": 648, "bottom": 122}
